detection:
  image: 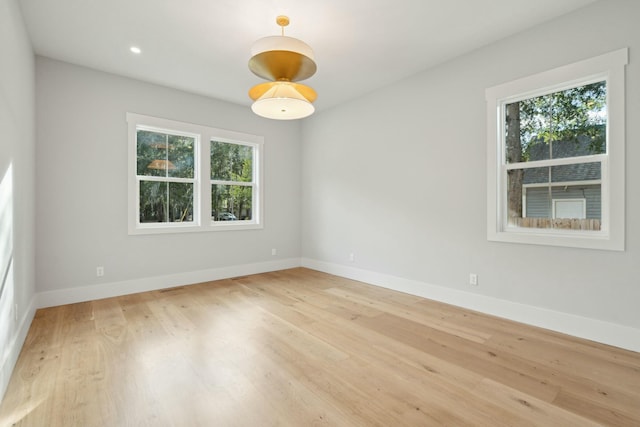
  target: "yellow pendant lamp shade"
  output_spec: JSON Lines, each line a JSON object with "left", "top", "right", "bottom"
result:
{"left": 248, "top": 16, "right": 317, "bottom": 120}
{"left": 249, "top": 36, "right": 316, "bottom": 82}
{"left": 250, "top": 81, "right": 316, "bottom": 120}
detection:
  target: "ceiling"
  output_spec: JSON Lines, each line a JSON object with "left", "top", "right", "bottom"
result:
{"left": 19, "top": 0, "right": 596, "bottom": 112}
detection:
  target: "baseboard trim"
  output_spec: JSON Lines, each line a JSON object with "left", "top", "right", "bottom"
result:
{"left": 301, "top": 258, "right": 640, "bottom": 353}
{"left": 0, "top": 294, "right": 37, "bottom": 402}
{"left": 37, "top": 258, "right": 302, "bottom": 308}
{"left": 31, "top": 257, "right": 640, "bottom": 352}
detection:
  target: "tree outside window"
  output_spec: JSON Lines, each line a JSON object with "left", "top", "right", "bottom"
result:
{"left": 136, "top": 129, "right": 196, "bottom": 223}
{"left": 128, "top": 113, "right": 264, "bottom": 234}
{"left": 504, "top": 82, "right": 606, "bottom": 231}
{"left": 485, "top": 48, "right": 627, "bottom": 250}
{"left": 211, "top": 141, "right": 255, "bottom": 221}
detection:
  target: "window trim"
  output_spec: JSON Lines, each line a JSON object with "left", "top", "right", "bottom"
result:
{"left": 486, "top": 48, "right": 627, "bottom": 251}
{"left": 127, "top": 113, "right": 264, "bottom": 235}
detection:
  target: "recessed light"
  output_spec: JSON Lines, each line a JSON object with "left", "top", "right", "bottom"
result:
{"left": 130, "top": 46, "right": 141, "bottom": 54}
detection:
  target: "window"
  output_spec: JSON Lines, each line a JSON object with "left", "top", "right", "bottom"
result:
{"left": 136, "top": 128, "right": 197, "bottom": 226}
{"left": 127, "top": 113, "right": 263, "bottom": 234}
{"left": 211, "top": 141, "right": 255, "bottom": 223}
{"left": 486, "top": 49, "right": 627, "bottom": 250}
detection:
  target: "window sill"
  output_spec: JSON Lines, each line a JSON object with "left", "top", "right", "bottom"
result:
{"left": 488, "top": 227, "right": 623, "bottom": 251}
{"left": 128, "top": 222, "right": 263, "bottom": 235}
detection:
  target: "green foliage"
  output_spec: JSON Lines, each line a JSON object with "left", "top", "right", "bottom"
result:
{"left": 210, "top": 141, "right": 252, "bottom": 181}
{"left": 137, "top": 130, "right": 195, "bottom": 178}
{"left": 504, "top": 81, "right": 607, "bottom": 218}
{"left": 211, "top": 141, "right": 254, "bottom": 220}
{"left": 136, "top": 134, "right": 255, "bottom": 223}
{"left": 510, "top": 81, "right": 606, "bottom": 161}
{"left": 136, "top": 130, "right": 195, "bottom": 223}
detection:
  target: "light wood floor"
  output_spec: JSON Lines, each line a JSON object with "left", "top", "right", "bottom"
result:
{"left": 1, "top": 268, "right": 639, "bottom": 426}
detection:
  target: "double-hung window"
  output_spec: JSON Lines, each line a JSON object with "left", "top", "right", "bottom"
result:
{"left": 210, "top": 140, "right": 256, "bottom": 224}
{"left": 128, "top": 113, "right": 263, "bottom": 234}
{"left": 135, "top": 126, "right": 198, "bottom": 227}
{"left": 486, "top": 49, "right": 627, "bottom": 250}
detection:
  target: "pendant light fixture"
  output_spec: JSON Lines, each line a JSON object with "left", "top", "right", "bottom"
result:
{"left": 248, "top": 16, "right": 317, "bottom": 120}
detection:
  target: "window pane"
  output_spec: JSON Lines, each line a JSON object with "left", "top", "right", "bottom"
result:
{"left": 137, "top": 130, "right": 167, "bottom": 177}
{"left": 168, "top": 135, "right": 195, "bottom": 178}
{"left": 507, "top": 162, "right": 601, "bottom": 230}
{"left": 211, "top": 141, "right": 253, "bottom": 182}
{"left": 168, "top": 182, "right": 194, "bottom": 222}
{"left": 211, "top": 184, "right": 253, "bottom": 221}
{"left": 139, "top": 181, "right": 166, "bottom": 222}
{"left": 139, "top": 181, "right": 193, "bottom": 223}
{"left": 137, "top": 130, "right": 195, "bottom": 178}
{"left": 505, "top": 81, "right": 606, "bottom": 164}
{"left": 551, "top": 162, "right": 601, "bottom": 183}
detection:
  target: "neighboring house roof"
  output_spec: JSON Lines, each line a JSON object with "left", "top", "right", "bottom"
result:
{"left": 523, "top": 137, "right": 602, "bottom": 185}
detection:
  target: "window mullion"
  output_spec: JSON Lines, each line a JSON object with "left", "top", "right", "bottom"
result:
{"left": 137, "top": 176, "right": 195, "bottom": 184}
{"left": 201, "top": 136, "right": 211, "bottom": 223}
{"left": 505, "top": 154, "right": 607, "bottom": 170}
{"left": 210, "top": 179, "right": 254, "bottom": 187}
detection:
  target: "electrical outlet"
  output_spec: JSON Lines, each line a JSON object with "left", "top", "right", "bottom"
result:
{"left": 96, "top": 266, "right": 104, "bottom": 277}
{"left": 349, "top": 253, "right": 355, "bottom": 262}
{"left": 469, "top": 273, "right": 478, "bottom": 286}
{"left": 271, "top": 248, "right": 277, "bottom": 256}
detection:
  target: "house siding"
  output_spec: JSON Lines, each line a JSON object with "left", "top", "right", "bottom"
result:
{"left": 525, "top": 184, "right": 601, "bottom": 219}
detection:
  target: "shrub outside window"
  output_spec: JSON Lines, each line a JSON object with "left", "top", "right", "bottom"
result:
{"left": 486, "top": 49, "right": 627, "bottom": 250}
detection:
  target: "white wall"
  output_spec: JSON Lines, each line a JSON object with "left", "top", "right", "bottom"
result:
{"left": 301, "top": 0, "right": 640, "bottom": 350}
{"left": 35, "top": 58, "right": 302, "bottom": 304}
{"left": 0, "top": 0, "right": 36, "bottom": 400}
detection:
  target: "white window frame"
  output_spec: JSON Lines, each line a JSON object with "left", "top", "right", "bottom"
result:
{"left": 209, "top": 138, "right": 262, "bottom": 231}
{"left": 127, "top": 113, "right": 264, "bottom": 235}
{"left": 133, "top": 124, "right": 201, "bottom": 232}
{"left": 486, "top": 48, "right": 627, "bottom": 251}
